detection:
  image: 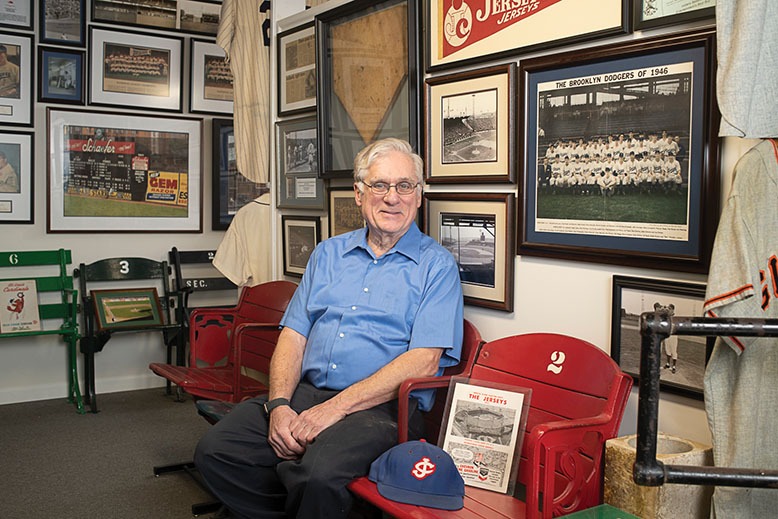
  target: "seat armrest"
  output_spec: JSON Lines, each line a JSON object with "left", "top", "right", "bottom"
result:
{"left": 397, "top": 375, "right": 454, "bottom": 443}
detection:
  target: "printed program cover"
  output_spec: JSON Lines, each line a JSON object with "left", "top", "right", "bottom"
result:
{"left": 1, "top": 279, "right": 41, "bottom": 333}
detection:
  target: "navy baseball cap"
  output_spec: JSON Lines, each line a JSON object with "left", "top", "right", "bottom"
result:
{"left": 368, "top": 440, "right": 465, "bottom": 510}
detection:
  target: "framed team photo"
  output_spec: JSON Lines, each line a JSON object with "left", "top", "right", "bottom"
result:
{"left": 88, "top": 26, "right": 184, "bottom": 112}
{"left": 426, "top": 63, "right": 515, "bottom": 184}
{"left": 39, "top": 0, "right": 86, "bottom": 46}
{"left": 190, "top": 38, "right": 233, "bottom": 115}
{"left": 610, "top": 275, "right": 712, "bottom": 400}
{"left": 38, "top": 46, "right": 85, "bottom": 105}
{"left": 518, "top": 29, "right": 719, "bottom": 273}
{"left": 0, "top": 130, "right": 33, "bottom": 224}
{"left": 634, "top": 0, "right": 715, "bottom": 30}
{"left": 0, "top": 32, "right": 32, "bottom": 127}
{"left": 282, "top": 215, "right": 322, "bottom": 277}
{"left": 0, "top": 0, "right": 32, "bottom": 30}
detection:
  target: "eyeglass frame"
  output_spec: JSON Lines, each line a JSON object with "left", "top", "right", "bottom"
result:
{"left": 360, "top": 180, "right": 421, "bottom": 196}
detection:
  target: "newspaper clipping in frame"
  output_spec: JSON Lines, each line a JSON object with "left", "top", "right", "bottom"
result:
{"left": 440, "top": 378, "right": 531, "bottom": 494}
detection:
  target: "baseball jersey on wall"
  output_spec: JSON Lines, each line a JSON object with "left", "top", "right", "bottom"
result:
{"left": 703, "top": 139, "right": 778, "bottom": 518}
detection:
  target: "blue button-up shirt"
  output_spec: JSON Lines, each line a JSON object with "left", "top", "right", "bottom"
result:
{"left": 280, "top": 223, "right": 464, "bottom": 411}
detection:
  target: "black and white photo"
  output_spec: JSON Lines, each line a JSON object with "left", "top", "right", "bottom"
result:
{"left": 276, "top": 117, "right": 324, "bottom": 209}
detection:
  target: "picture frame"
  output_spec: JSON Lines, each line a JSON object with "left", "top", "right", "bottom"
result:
{"left": 0, "top": 130, "right": 33, "bottom": 224}
{"left": 328, "top": 187, "right": 364, "bottom": 237}
{"left": 39, "top": 0, "right": 85, "bottom": 46}
{"left": 276, "top": 116, "right": 325, "bottom": 210}
{"left": 211, "top": 118, "right": 266, "bottom": 231}
{"left": 426, "top": 63, "right": 515, "bottom": 184}
{"left": 282, "top": 215, "right": 322, "bottom": 277}
{"left": 316, "top": 0, "right": 421, "bottom": 178}
{"left": 91, "top": 288, "right": 164, "bottom": 332}
{"left": 88, "top": 26, "right": 184, "bottom": 112}
{"left": 0, "top": 32, "right": 32, "bottom": 127}
{"left": 91, "top": 0, "right": 221, "bottom": 36}
{"left": 424, "top": 192, "right": 515, "bottom": 312}
{"left": 47, "top": 108, "right": 203, "bottom": 233}
{"left": 610, "top": 275, "right": 712, "bottom": 400}
{"left": 37, "top": 46, "right": 85, "bottom": 105}
{"left": 634, "top": 0, "right": 715, "bottom": 30}
{"left": 518, "top": 29, "right": 719, "bottom": 273}
{"left": 190, "top": 38, "right": 233, "bottom": 115}
{"left": 425, "top": 0, "right": 630, "bottom": 72}
{"left": 277, "top": 22, "right": 316, "bottom": 117}
{"left": 1, "top": 0, "right": 33, "bottom": 31}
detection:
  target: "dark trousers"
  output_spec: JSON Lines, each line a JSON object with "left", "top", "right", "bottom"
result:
{"left": 194, "top": 382, "right": 424, "bottom": 519}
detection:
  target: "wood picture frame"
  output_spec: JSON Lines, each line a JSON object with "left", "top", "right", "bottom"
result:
{"left": 518, "top": 29, "right": 719, "bottom": 273}
{"left": 277, "top": 22, "right": 316, "bottom": 117}
{"left": 610, "top": 275, "right": 712, "bottom": 400}
{"left": 426, "top": 63, "right": 515, "bottom": 184}
{"left": 276, "top": 116, "right": 325, "bottom": 210}
{"left": 189, "top": 38, "right": 233, "bottom": 115}
{"left": 328, "top": 186, "right": 364, "bottom": 237}
{"left": 1, "top": 0, "right": 33, "bottom": 31}
{"left": 91, "top": 288, "right": 164, "bottom": 331}
{"left": 424, "top": 192, "right": 515, "bottom": 312}
{"left": 316, "top": 0, "right": 421, "bottom": 178}
{"left": 282, "top": 215, "right": 321, "bottom": 277}
{"left": 425, "top": 0, "right": 630, "bottom": 72}
{"left": 211, "top": 117, "right": 265, "bottom": 231}
{"left": 0, "top": 31, "right": 32, "bottom": 127}
{"left": 47, "top": 108, "right": 203, "bottom": 233}
{"left": 0, "top": 130, "right": 33, "bottom": 224}
{"left": 91, "top": 0, "right": 221, "bottom": 36}
{"left": 38, "top": 46, "right": 84, "bottom": 105}
{"left": 634, "top": 0, "right": 715, "bottom": 30}
{"left": 39, "top": 0, "right": 85, "bottom": 46}
{"left": 88, "top": 26, "right": 184, "bottom": 112}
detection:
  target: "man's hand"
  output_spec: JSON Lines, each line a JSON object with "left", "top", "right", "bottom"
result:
{"left": 267, "top": 406, "right": 306, "bottom": 460}
{"left": 287, "top": 400, "right": 347, "bottom": 447}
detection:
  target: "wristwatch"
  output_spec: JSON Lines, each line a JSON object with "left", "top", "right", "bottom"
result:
{"left": 263, "top": 397, "right": 290, "bottom": 416}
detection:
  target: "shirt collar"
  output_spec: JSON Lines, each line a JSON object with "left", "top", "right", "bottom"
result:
{"left": 343, "top": 223, "right": 422, "bottom": 264}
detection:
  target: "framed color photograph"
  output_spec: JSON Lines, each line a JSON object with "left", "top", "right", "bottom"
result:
{"left": 316, "top": 0, "right": 420, "bottom": 178}
{"left": 91, "top": 0, "right": 221, "bottom": 35}
{"left": 276, "top": 116, "right": 325, "bottom": 210}
{"left": 328, "top": 187, "right": 364, "bottom": 237}
{"left": 91, "top": 288, "right": 164, "bottom": 332}
{"left": 426, "top": 63, "right": 515, "bottom": 184}
{"left": 425, "top": 192, "right": 515, "bottom": 312}
{"left": 282, "top": 215, "right": 321, "bottom": 277}
{"left": 88, "top": 26, "right": 184, "bottom": 112}
{"left": 610, "top": 275, "right": 712, "bottom": 400}
{"left": 190, "top": 38, "right": 233, "bottom": 115}
{"left": 634, "top": 0, "right": 715, "bottom": 30}
{"left": 0, "top": 32, "right": 32, "bottom": 126}
{"left": 38, "top": 46, "right": 84, "bottom": 105}
{"left": 39, "top": 0, "right": 85, "bottom": 46}
{"left": 0, "top": 130, "right": 33, "bottom": 223}
{"left": 518, "top": 29, "right": 719, "bottom": 273}
{"left": 426, "top": 0, "right": 630, "bottom": 71}
{"left": 1, "top": 0, "right": 32, "bottom": 30}
{"left": 47, "top": 108, "right": 203, "bottom": 233}
{"left": 277, "top": 22, "right": 316, "bottom": 116}
{"left": 211, "top": 118, "right": 266, "bottom": 231}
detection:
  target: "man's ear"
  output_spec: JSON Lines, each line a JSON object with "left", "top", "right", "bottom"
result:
{"left": 354, "top": 183, "right": 363, "bottom": 207}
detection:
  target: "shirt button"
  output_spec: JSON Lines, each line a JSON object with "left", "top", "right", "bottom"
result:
{"left": 339, "top": 332, "right": 345, "bottom": 338}
{"left": 363, "top": 287, "right": 369, "bottom": 292}
{"left": 351, "top": 306, "right": 357, "bottom": 310}
{"left": 373, "top": 260, "right": 378, "bottom": 264}
{"left": 332, "top": 364, "right": 337, "bottom": 369}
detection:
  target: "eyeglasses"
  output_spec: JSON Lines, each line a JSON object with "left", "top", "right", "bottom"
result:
{"left": 362, "top": 180, "right": 420, "bottom": 196}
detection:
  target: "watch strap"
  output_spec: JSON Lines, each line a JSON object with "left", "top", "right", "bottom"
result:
{"left": 264, "top": 397, "right": 290, "bottom": 415}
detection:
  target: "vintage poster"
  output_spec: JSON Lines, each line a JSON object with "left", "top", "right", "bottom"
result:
{"left": 1, "top": 279, "right": 40, "bottom": 333}
{"left": 440, "top": 380, "right": 529, "bottom": 493}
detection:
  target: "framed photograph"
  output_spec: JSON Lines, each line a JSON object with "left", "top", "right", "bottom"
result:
{"left": 328, "top": 187, "right": 364, "bottom": 237}
{"left": 92, "top": 0, "right": 221, "bottom": 36}
{"left": 47, "top": 108, "right": 203, "bottom": 233}
{"left": 276, "top": 116, "right": 325, "bottom": 210}
{"left": 426, "top": 63, "right": 515, "bottom": 184}
{"left": 91, "top": 288, "right": 164, "bottom": 332}
{"left": 88, "top": 26, "right": 184, "bottom": 112}
{"left": 426, "top": 0, "right": 630, "bottom": 72}
{"left": 277, "top": 22, "right": 316, "bottom": 116}
{"left": 38, "top": 46, "right": 84, "bottom": 105}
{"left": 1, "top": 0, "right": 32, "bottom": 31}
{"left": 0, "top": 32, "right": 32, "bottom": 126}
{"left": 211, "top": 118, "right": 266, "bottom": 231}
{"left": 424, "top": 192, "right": 515, "bottom": 312}
{"left": 518, "top": 29, "right": 719, "bottom": 273}
{"left": 316, "top": 0, "right": 421, "bottom": 178}
{"left": 190, "top": 38, "right": 233, "bottom": 115}
{"left": 610, "top": 275, "right": 712, "bottom": 400}
{"left": 0, "top": 130, "right": 33, "bottom": 223}
{"left": 634, "top": 0, "right": 715, "bottom": 30}
{"left": 39, "top": 0, "right": 85, "bottom": 46}
{"left": 282, "top": 215, "right": 322, "bottom": 277}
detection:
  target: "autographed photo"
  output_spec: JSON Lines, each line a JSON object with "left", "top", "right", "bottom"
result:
{"left": 525, "top": 44, "right": 708, "bottom": 259}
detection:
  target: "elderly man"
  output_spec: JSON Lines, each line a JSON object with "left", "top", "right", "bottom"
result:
{"left": 195, "top": 138, "right": 464, "bottom": 519}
